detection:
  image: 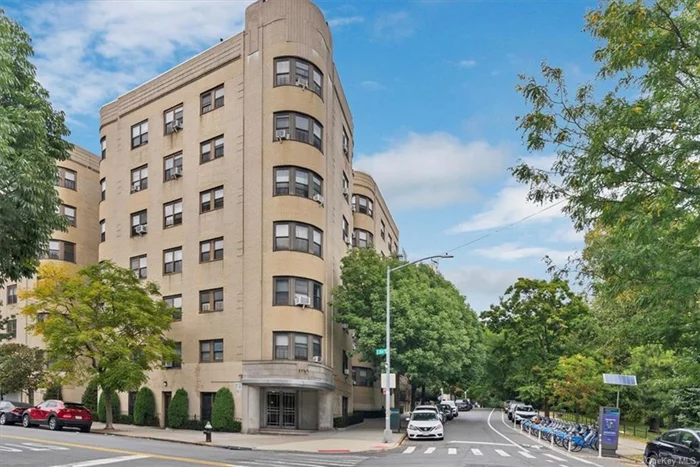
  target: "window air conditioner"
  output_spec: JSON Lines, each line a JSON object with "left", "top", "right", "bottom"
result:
{"left": 312, "top": 194, "right": 324, "bottom": 206}
{"left": 171, "top": 167, "right": 183, "bottom": 177}
{"left": 343, "top": 141, "right": 349, "bottom": 153}
{"left": 164, "top": 362, "right": 173, "bottom": 368}
{"left": 214, "top": 301, "right": 224, "bottom": 311}
{"left": 343, "top": 368, "right": 350, "bottom": 375}
{"left": 135, "top": 224, "right": 148, "bottom": 235}
{"left": 351, "top": 205, "right": 357, "bottom": 212}
{"left": 201, "top": 303, "right": 211, "bottom": 312}
{"left": 173, "top": 120, "right": 183, "bottom": 131}
{"left": 296, "top": 77, "right": 309, "bottom": 88}
{"left": 342, "top": 186, "right": 350, "bottom": 196}
{"left": 294, "top": 294, "right": 311, "bottom": 307}
{"left": 312, "top": 356, "right": 321, "bottom": 363}
{"left": 275, "top": 129, "right": 289, "bottom": 141}
{"left": 131, "top": 183, "right": 141, "bottom": 193}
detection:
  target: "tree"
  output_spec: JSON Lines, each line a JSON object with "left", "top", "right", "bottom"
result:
{"left": 81, "top": 379, "right": 99, "bottom": 414}
{"left": 98, "top": 390, "right": 121, "bottom": 423}
{"left": 133, "top": 387, "right": 157, "bottom": 426}
{"left": 167, "top": 388, "right": 189, "bottom": 429}
{"left": 211, "top": 387, "right": 235, "bottom": 431}
{"left": 0, "top": 10, "right": 72, "bottom": 287}
{"left": 0, "top": 343, "right": 45, "bottom": 398}
{"left": 482, "top": 278, "right": 591, "bottom": 415}
{"left": 43, "top": 384, "right": 61, "bottom": 401}
{"left": 553, "top": 354, "right": 609, "bottom": 417}
{"left": 513, "top": 0, "right": 700, "bottom": 354}
{"left": 21, "top": 261, "right": 177, "bottom": 429}
{"left": 331, "top": 248, "right": 481, "bottom": 408}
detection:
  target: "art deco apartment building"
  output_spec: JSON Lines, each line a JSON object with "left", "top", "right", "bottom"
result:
{"left": 99, "top": 0, "right": 399, "bottom": 432}
{"left": 0, "top": 145, "right": 101, "bottom": 402}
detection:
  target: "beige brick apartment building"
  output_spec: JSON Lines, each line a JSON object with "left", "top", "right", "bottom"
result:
{"left": 97, "top": 0, "right": 399, "bottom": 432}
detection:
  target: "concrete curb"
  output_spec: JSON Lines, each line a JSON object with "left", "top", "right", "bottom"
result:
{"left": 93, "top": 430, "right": 254, "bottom": 451}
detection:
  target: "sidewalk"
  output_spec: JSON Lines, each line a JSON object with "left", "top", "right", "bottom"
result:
{"left": 617, "top": 435, "right": 647, "bottom": 462}
{"left": 91, "top": 418, "right": 405, "bottom": 453}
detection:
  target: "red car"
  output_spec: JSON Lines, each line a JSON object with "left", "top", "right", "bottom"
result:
{"left": 22, "top": 400, "right": 92, "bottom": 432}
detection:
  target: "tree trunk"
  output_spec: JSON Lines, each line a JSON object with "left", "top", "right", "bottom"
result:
{"left": 421, "top": 385, "right": 426, "bottom": 405}
{"left": 649, "top": 417, "right": 660, "bottom": 433}
{"left": 544, "top": 400, "right": 550, "bottom": 418}
{"left": 104, "top": 390, "right": 114, "bottom": 430}
{"left": 410, "top": 384, "right": 417, "bottom": 411}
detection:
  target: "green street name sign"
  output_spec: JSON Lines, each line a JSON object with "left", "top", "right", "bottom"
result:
{"left": 375, "top": 348, "right": 387, "bottom": 356}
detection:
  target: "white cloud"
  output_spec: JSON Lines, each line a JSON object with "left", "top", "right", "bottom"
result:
{"left": 474, "top": 242, "right": 576, "bottom": 265}
{"left": 549, "top": 225, "right": 585, "bottom": 243}
{"left": 328, "top": 16, "right": 364, "bottom": 28}
{"left": 373, "top": 11, "right": 415, "bottom": 41}
{"left": 443, "top": 265, "right": 525, "bottom": 311}
{"left": 19, "top": 0, "right": 253, "bottom": 117}
{"left": 458, "top": 59, "right": 477, "bottom": 68}
{"left": 360, "top": 80, "right": 386, "bottom": 91}
{"left": 354, "top": 132, "right": 511, "bottom": 210}
{"left": 446, "top": 181, "right": 565, "bottom": 233}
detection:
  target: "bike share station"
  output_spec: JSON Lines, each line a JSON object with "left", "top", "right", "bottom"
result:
{"left": 599, "top": 373, "right": 638, "bottom": 458}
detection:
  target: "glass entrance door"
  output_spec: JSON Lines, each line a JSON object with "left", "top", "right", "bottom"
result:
{"left": 266, "top": 390, "right": 296, "bottom": 428}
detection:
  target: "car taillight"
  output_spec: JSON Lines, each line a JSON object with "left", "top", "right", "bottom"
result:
{"left": 57, "top": 410, "right": 72, "bottom": 419}
{"left": 11, "top": 408, "right": 24, "bottom": 414}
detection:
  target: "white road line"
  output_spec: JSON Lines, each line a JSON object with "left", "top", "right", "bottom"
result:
{"left": 519, "top": 451, "right": 536, "bottom": 458}
{"left": 50, "top": 455, "right": 150, "bottom": 467}
{"left": 23, "top": 442, "right": 70, "bottom": 451}
{"left": 448, "top": 448, "right": 457, "bottom": 455}
{"left": 487, "top": 409, "right": 529, "bottom": 451}
{"left": 0, "top": 445, "right": 22, "bottom": 452}
{"left": 402, "top": 446, "right": 416, "bottom": 454}
{"left": 448, "top": 440, "right": 514, "bottom": 446}
{"left": 241, "top": 459, "right": 336, "bottom": 467}
{"left": 561, "top": 464, "right": 569, "bottom": 467}
{"left": 495, "top": 449, "right": 511, "bottom": 457}
{"left": 471, "top": 448, "right": 483, "bottom": 456}
{"left": 424, "top": 447, "right": 436, "bottom": 454}
{"left": 545, "top": 453, "right": 566, "bottom": 461}
{"left": 6, "top": 443, "right": 48, "bottom": 451}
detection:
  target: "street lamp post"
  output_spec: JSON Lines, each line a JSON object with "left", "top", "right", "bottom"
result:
{"left": 383, "top": 253, "right": 454, "bottom": 443}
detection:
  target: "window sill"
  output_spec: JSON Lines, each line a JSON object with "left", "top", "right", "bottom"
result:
{"left": 273, "top": 83, "right": 323, "bottom": 101}
{"left": 163, "top": 224, "right": 182, "bottom": 230}
{"left": 199, "top": 258, "right": 224, "bottom": 264}
{"left": 272, "top": 248, "right": 323, "bottom": 260}
{"left": 200, "top": 207, "right": 224, "bottom": 215}
{"left": 163, "top": 271, "right": 182, "bottom": 276}
{"left": 272, "top": 304, "right": 323, "bottom": 312}
{"left": 198, "top": 360, "right": 224, "bottom": 364}
{"left": 131, "top": 143, "right": 148, "bottom": 151}
{"left": 199, "top": 310, "right": 223, "bottom": 314}
{"left": 273, "top": 193, "right": 325, "bottom": 203}
{"left": 201, "top": 106, "right": 224, "bottom": 116}
{"left": 273, "top": 137, "right": 323, "bottom": 155}
{"left": 200, "top": 156, "right": 224, "bottom": 165}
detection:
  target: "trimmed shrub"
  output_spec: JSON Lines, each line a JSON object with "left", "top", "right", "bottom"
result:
{"left": 43, "top": 384, "right": 62, "bottom": 401}
{"left": 81, "top": 379, "right": 99, "bottom": 413}
{"left": 133, "top": 387, "right": 157, "bottom": 426}
{"left": 333, "top": 413, "right": 364, "bottom": 428}
{"left": 97, "top": 390, "right": 121, "bottom": 423}
{"left": 211, "top": 387, "right": 236, "bottom": 431}
{"left": 116, "top": 414, "right": 133, "bottom": 424}
{"left": 167, "top": 388, "right": 189, "bottom": 429}
{"left": 182, "top": 418, "right": 204, "bottom": 430}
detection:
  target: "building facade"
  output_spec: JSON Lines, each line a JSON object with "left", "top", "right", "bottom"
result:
{"left": 0, "top": 145, "right": 101, "bottom": 402}
{"left": 97, "top": 0, "right": 398, "bottom": 432}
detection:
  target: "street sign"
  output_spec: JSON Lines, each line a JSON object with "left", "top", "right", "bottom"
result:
{"left": 381, "top": 373, "right": 396, "bottom": 389}
{"left": 375, "top": 348, "right": 387, "bottom": 356}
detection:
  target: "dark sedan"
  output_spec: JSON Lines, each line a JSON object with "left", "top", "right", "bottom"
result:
{"left": 0, "top": 400, "right": 33, "bottom": 425}
{"left": 438, "top": 403, "right": 454, "bottom": 421}
{"left": 644, "top": 428, "right": 700, "bottom": 466}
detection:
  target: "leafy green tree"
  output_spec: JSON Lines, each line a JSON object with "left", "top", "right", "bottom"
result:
{"left": 0, "top": 343, "right": 45, "bottom": 397}
{"left": 43, "top": 384, "right": 61, "bottom": 401}
{"left": 21, "top": 261, "right": 177, "bottom": 429}
{"left": 81, "top": 379, "right": 99, "bottom": 414}
{"left": 211, "top": 387, "right": 235, "bottom": 431}
{"left": 98, "top": 390, "right": 121, "bottom": 423}
{"left": 0, "top": 10, "right": 72, "bottom": 287}
{"left": 553, "top": 354, "right": 609, "bottom": 417}
{"left": 167, "top": 388, "right": 189, "bottom": 429}
{"left": 482, "top": 278, "right": 591, "bottom": 415}
{"left": 133, "top": 387, "right": 157, "bottom": 426}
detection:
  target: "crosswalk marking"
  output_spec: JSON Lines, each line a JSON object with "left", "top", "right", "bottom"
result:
{"left": 448, "top": 448, "right": 457, "bottom": 455}
{"left": 22, "top": 442, "right": 70, "bottom": 451}
{"left": 495, "top": 449, "right": 511, "bottom": 457}
{"left": 545, "top": 453, "right": 565, "bottom": 461}
{"left": 519, "top": 451, "right": 536, "bottom": 458}
{"left": 6, "top": 443, "right": 48, "bottom": 451}
{"left": 0, "top": 446, "right": 22, "bottom": 452}
{"left": 235, "top": 454, "right": 368, "bottom": 467}
{"left": 471, "top": 448, "right": 483, "bottom": 456}
{"left": 424, "top": 447, "right": 436, "bottom": 454}
{"left": 50, "top": 456, "right": 149, "bottom": 467}
{"left": 402, "top": 446, "right": 415, "bottom": 454}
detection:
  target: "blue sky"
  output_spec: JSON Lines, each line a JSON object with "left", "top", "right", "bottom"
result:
{"left": 7, "top": 0, "right": 600, "bottom": 311}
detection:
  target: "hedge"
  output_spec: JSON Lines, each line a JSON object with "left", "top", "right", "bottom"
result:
{"left": 81, "top": 380, "right": 99, "bottom": 413}
{"left": 333, "top": 412, "right": 364, "bottom": 428}
{"left": 167, "top": 388, "right": 189, "bottom": 429}
{"left": 211, "top": 387, "right": 237, "bottom": 432}
{"left": 97, "top": 390, "right": 121, "bottom": 423}
{"left": 133, "top": 387, "right": 157, "bottom": 426}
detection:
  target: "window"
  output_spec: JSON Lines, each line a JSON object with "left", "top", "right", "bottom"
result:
{"left": 342, "top": 128, "right": 350, "bottom": 157}
{"left": 164, "top": 153, "right": 183, "bottom": 181}
{"left": 166, "top": 342, "right": 182, "bottom": 368}
{"left": 200, "top": 238, "right": 224, "bottom": 262}
{"left": 342, "top": 216, "right": 350, "bottom": 244}
{"left": 131, "top": 120, "right": 148, "bottom": 148}
{"left": 352, "top": 195, "right": 373, "bottom": 216}
{"left": 273, "top": 167, "right": 323, "bottom": 199}
{"left": 100, "top": 137, "right": 107, "bottom": 158}
{"left": 342, "top": 172, "right": 350, "bottom": 200}
{"left": 273, "top": 332, "right": 321, "bottom": 361}
{"left": 131, "top": 165, "right": 148, "bottom": 192}
{"left": 164, "top": 104, "right": 183, "bottom": 134}
{"left": 678, "top": 431, "right": 700, "bottom": 450}
{"left": 353, "top": 229, "right": 373, "bottom": 248}
{"left": 163, "top": 199, "right": 182, "bottom": 228}
{"left": 273, "top": 277, "right": 323, "bottom": 310}
{"left": 56, "top": 167, "right": 77, "bottom": 190}
{"left": 200, "top": 339, "right": 223, "bottom": 362}
{"left": 388, "top": 234, "right": 393, "bottom": 253}
{"left": 274, "top": 112, "right": 323, "bottom": 151}
{"left": 199, "top": 288, "right": 224, "bottom": 312}
{"left": 100, "top": 220, "right": 106, "bottom": 242}
{"left": 201, "top": 136, "right": 224, "bottom": 163}
{"left": 164, "top": 295, "right": 182, "bottom": 321}
{"left": 342, "top": 350, "right": 349, "bottom": 374}
{"left": 131, "top": 210, "right": 147, "bottom": 236}
{"left": 6, "top": 284, "right": 17, "bottom": 305}
{"left": 100, "top": 178, "right": 106, "bottom": 201}
{"left": 60, "top": 204, "right": 77, "bottom": 227}
{"left": 273, "top": 57, "right": 323, "bottom": 96}
{"left": 353, "top": 367, "right": 374, "bottom": 387}
{"left": 45, "top": 240, "right": 75, "bottom": 263}
{"left": 380, "top": 221, "right": 386, "bottom": 240}
{"left": 201, "top": 85, "right": 224, "bottom": 114}
{"left": 6, "top": 319, "right": 16, "bottom": 339}
{"left": 273, "top": 222, "right": 322, "bottom": 257}
{"left": 200, "top": 186, "right": 223, "bottom": 212}
{"left": 130, "top": 255, "right": 147, "bottom": 279}
{"left": 163, "top": 247, "right": 183, "bottom": 275}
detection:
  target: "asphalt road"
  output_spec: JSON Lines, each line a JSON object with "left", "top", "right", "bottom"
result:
{"left": 0, "top": 409, "right": 628, "bottom": 467}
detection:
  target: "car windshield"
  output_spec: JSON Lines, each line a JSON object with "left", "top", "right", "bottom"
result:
{"left": 13, "top": 402, "right": 33, "bottom": 408}
{"left": 64, "top": 403, "right": 86, "bottom": 409}
{"left": 412, "top": 412, "right": 437, "bottom": 421}
{"left": 519, "top": 406, "right": 535, "bottom": 412}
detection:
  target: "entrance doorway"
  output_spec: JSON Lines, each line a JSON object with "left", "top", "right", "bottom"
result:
{"left": 266, "top": 391, "right": 296, "bottom": 428}
{"left": 162, "top": 392, "right": 172, "bottom": 427}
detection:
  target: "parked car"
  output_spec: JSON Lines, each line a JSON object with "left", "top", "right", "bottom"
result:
{"left": 0, "top": 401, "right": 33, "bottom": 425}
{"left": 22, "top": 400, "right": 93, "bottom": 432}
{"left": 507, "top": 401, "right": 523, "bottom": 420}
{"left": 441, "top": 399, "right": 459, "bottom": 418}
{"left": 513, "top": 404, "right": 537, "bottom": 424}
{"left": 504, "top": 400, "right": 514, "bottom": 411}
{"left": 438, "top": 403, "right": 454, "bottom": 421}
{"left": 644, "top": 429, "right": 700, "bottom": 466}
{"left": 457, "top": 399, "right": 472, "bottom": 411}
{"left": 406, "top": 410, "right": 444, "bottom": 441}
{"left": 414, "top": 405, "right": 445, "bottom": 423}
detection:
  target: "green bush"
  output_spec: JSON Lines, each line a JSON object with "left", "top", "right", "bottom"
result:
{"left": 43, "top": 385, "right": 62, "bottom": 401}
{"left": 211, "top": 387, "right": 236, "bottom": 431}
{"left": 133, "top": 387, "right": 157, "bottom": 426}
{"left": 333, "top": 413, "right": 364, "bottom": 428}
{"left": 81, "top": 379, "right": 99, "bottom": 413}
{"left": 182, "top": 418, "right": 204, "bottom": 430}
{"left": 97, "top": 390, "right": 121, "bottom": 423}
{"left": 116, "top": 414, "right": 133, "bottom": 424}
{"left": 167, "top": 388, "right": 189, "bottom": 429}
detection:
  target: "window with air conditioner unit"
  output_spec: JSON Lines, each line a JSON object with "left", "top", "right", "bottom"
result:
{"left": 131, "top": 165, "right": 148, "bottom": 192}
{"left": 164, "top": 153, "right": 183, "bottom": 181}
{"left": 273, "top": 332, "right": 321, "bottom": 362}
{"left": 274, "top": 57, "right": 323, "bottom": 97}
{"left": 200, "top": 288, "right": 223, "bottom": 313}
{"left": 164, "top": 104, "right": 183, "bottom": 134}
{"left": 312, "top": 193, "right": 324, "bottom": 205}
{"left": 274, "top": 277, "right": 322, "bottom": 310}
{"left": 130, "top": 210, "right": 147, "bottom": 237}
{"left": 295, "top": 294, "right": 311, "bottom": 307}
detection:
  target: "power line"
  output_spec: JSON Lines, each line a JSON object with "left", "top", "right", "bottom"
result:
{"left": 444, "top": 199, "right": 568, "bottom": 255}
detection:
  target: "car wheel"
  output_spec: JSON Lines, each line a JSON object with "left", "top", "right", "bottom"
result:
{"left": 22, "top": 414, "right": 32, "bottom": 428}
{"left": 80, "top": 426, "right": 91, "bottom": 433}
{"left": 0, "top": 413, "right": 6, "bottom": 425}
{"left": 646, "top": 454, "right": 657, "bottom": 467}
{"left": 48, "top": 416, "right": 62, "bottom": 431}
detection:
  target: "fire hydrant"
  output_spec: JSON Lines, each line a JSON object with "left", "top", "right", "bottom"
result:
{"left": 204, "top": 421, "right": 213, "bottom": 443}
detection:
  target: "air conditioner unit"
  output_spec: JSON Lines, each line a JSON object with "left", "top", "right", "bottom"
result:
{"left": 173, "top": 120, "right": 183, "bottom": 131}
{"left": 275, "top": 129, "right": 289, "bottom": 141}
{"left": 351, "top": 205, "right": 357, "bottom": 212}
{"left": 341, "top": 323, "right": 349, "bottom": 330}
{"left": 214, "top": 301, "right": 223, "bottom": 311}
{"left": 343, "top": 368, "right": 350, "bottom": 375}
{"left": 164, "top": 362, "right": 173, "bottom": 368}
{"left": 296, "top": 77, "right": 309, "bottom": 88}
{"left": 312, "top": 194, "right": 324, "bottom": 206}
{"left": 131, "top": 183, "right": 141, "bottom": 193}
{"left": 343, "top": 141, "right": 349, "bottom": 153}
{"left": 171, "top": 167, "right": 183, "bottom": 177}
{"left": 135, "top": 224, "right": 147, "bottom": 235}
{"left": 294, "top": 294, "right": 311, "bottom": 307}
{"left": 345, "top": 239, "right": 351, "bottom": 247}
{"left": 342, "top": 186, "right": 350, "bottom": 196}
{"left": 201, "top": 303, "right": 211, "bottom": 312}
{"left": 312, "top": 356, "right": 321, "bottom": 363}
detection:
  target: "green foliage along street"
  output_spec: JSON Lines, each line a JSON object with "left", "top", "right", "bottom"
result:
{"left": 211, "top": 387, "right": 238, "bottom": 432}
{"left": 134, "top": 387, "right": 157, "bottom": 427}
{"left": 168, "top": 388, "right": 189, "bottom": 429}
{"left": 0, "top": 343, "right": 45, "bottom": 399}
